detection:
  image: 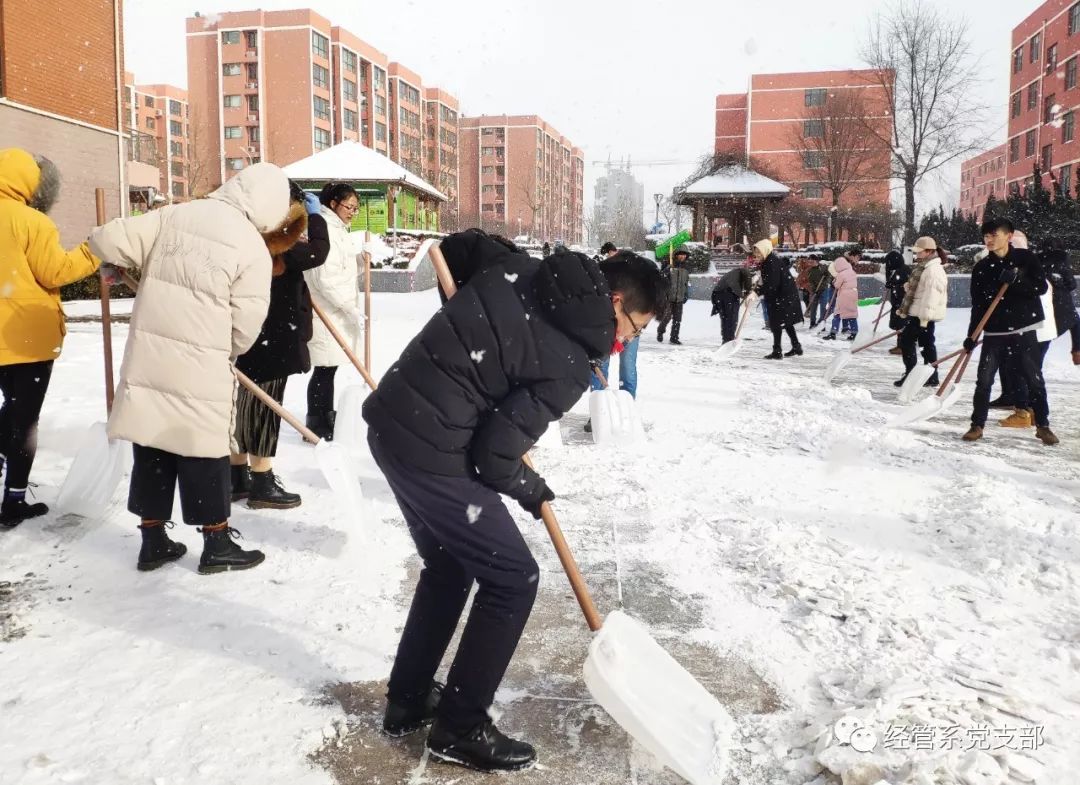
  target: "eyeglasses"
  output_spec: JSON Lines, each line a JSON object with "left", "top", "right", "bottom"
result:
{"left": 625, "top": 310, "right": 644, "bottom": 340}
{"left": 338, "top": 202, "right": 360, "bottom": 214}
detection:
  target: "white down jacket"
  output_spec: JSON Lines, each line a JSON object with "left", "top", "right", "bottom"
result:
{"left": 88, "top": 163, "right": 290, "bottom": 458}
{"left": 906, "top": 257, "right": 949, "bottom": 324}
{"left": 304, "top": 206, "right": 362, "bottom": 367}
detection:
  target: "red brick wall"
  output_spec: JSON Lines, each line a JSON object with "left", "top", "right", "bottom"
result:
{"left": 959, "top": 144, "right": 1008, "bottom": 222}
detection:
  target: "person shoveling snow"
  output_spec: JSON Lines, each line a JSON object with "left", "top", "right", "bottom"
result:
{"left": 361, "top": 229, "right": 668, "bottom": 772}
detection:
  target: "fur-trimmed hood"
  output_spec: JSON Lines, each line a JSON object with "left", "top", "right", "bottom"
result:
{"left": 264, "top": 201, "right": 308, "bottom": 258}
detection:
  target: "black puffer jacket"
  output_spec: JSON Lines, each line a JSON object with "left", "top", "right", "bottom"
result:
{"left": 237, "top": 212, "right": 331, "bottom": 383}
{"left": 759, "top": 252, "right": 804, "bottom": 327}
{"left": 968, "top": 246, "right": 1047, "bottom": 336}
{"left": 363, "top": 233, "right": 616, "bottom": 507}
{"left": 884, "top": 251, "right": 910, "bottom": 330}
{"left": 1042, "top": 248, "right": 1079, "bottom": 336}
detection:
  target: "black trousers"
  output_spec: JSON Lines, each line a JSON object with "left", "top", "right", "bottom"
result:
{"left": 0, "top": 360, "right": 54, "bottom": 493}
{"left": 370, "top": 433, "right": 539, "bottom": 734}
{"left": 129, "top": 444, "right": 231, "bottom": 526}
{"left": 718, "top": 290, "right": 740, "bottom": 343}
{"left": 771, "top": 323, "right": 799, "bottom": 351}
{"left": 307, "top": 366, "right": 338, "bottom": 419}
{"left": 971, "top": 332, "right": 1050, "bottom": 428}
{"left": 900, "top": 318, "right": 937, "bottom": 372}
{"left": 658, "top": 301, "right": 684, "bottom": 340}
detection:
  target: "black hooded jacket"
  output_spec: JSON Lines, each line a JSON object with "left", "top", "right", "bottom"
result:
{"left": 363, "top": 232, "right": 616, "bottom": 507}
{"left": 1041, "top": 248, "right": 1079, "bottom": 336}
{"left": 968, "top": 245, "right": 1047, "bottom": 336}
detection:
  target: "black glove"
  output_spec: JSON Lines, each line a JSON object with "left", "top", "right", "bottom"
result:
{"left": 963, "top": 337, "right": 978, "bottom": 353}
{"left": 998, "top": 267, "right": 1019, "bottom": 285}
{"left": 520, "top": 484, "right": 555, "bottom": 520}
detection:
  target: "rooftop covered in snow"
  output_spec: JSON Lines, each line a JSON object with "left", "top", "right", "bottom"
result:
{"left": 282, "top": 141, "right": 447, "bottom": 201}
{"left": 676, "top": 166, "right": 790, "bottom": 201}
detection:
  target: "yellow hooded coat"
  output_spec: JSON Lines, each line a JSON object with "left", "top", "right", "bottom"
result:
{"left": 0, "top": 148, "right": 101, "bottom": 366}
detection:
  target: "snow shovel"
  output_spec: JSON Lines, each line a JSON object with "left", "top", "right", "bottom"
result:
{"left": 897, "top": 346, "right": 971, "bottom": 404}
{"left": 588, "top": 365, "right": 643, "bottom": 446}
{"left": 823, "top": 329, "right": 901, "bottom": 384}
{"left": 55, "top": 189, "right": 130, "bottom": 521}
{"left": 888, "top": 284, "right": 1009, "bottom": 429}
{"left": 309, "top": 299, "right": 379, "bottom": 448}
{"left": 813, "top": 281, "right": 845, "bottom": 332}
{"left": 430, "top": 243, "right": 736, "bottom": 785}
{"left": 716, "top": 292, "right": 758, "bottom": 361}
{"left": 870, "top": 292, "right": 889, "bottom": 336}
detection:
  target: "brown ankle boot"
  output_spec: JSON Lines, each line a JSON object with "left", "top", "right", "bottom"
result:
{"left": 961, "top": 425, "right": 984, "bottom": 442}
{"left": 1036, "top": 426, "right": 1059, "bottom": 446}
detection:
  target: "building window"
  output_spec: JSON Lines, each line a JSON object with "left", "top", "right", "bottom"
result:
{"left": 248, "top": 126, "right": 260, "bottom": 143}
{"left": 1048, "top": 44, "right": 1058, "bottom": 72}
{"left": 313, "top": 96, "right": 330, "bottom": 121}
{"left": 373, "top": 67, "right": 386, "bottom": 92}
{"left": 375, "top": 122, "right": 387, "bottom": 142}
{"left": 802, "top": 151, "right": 825, "bottom": 168}
{"left": 1065, "top": 111, "right": 1075, "bottom": 142}
{"left": 1042, "top": 144, "right": 1053, "bottom": 170}
{"left": 1072, "top": 3, "right": 1080, "bottom": 35}
{"left": 172, "top": 182, "right": 185, "bottom": 198}
{"left": 1028, "top": 83, "right": 1039, "bottom": 110}
{"left": 344, "top": 108, "right": 358, "bottom": 131}
{"left": 804, "top": 88, "right": 827, "bottom": 107}
{"left": 342, "top": 49, "right": 357, "bottom": 73}
{"left": 246, "top": 62, "right": 258, "bottom": 81}
{"left": 1026, "top": 129, "right": 1037, "bottom": 157}
{"left": 1031, "top": 33, "right": 1041, "bottom": 63}
{"left": 142, "top": 95, "right": 153, "bottom": 108}
{"left": 223, "top": 95, "right": 242, "bottom": 109}
{"left": 224, "top": 126, "right": 242, "bottom": 139}
{"left": 1013, "top": 48, "right": 1023, "bottom": 74}
{"left": 169, "top": 100, "right": 182, "bottom": 116}
{"left": 170, "top": 120, "right": 182, "bottom": 137}
{"left": 145, "top": 116, "right": 155, "bottom": 130}
{"left": 1010, "top": 137, "right": 1021, "bottom": 163}
{"left": 343, "top": 78, "right": 357, "bottom": 103}
{"left": 170, "top": 140, "right": 183, "bottom": 157}
{"left": 313, "top": 64, "right": 329, "bottom": 88}
{"left": 803, "top": 119, "right": 824, "bottom": 138}
{"left": 314, "top": 128, "right": 331, "bottom": 151}
{"left": 1011, "top": 92, "right": 1021, "bottom": 118}
{"left": 226, "top": 158, "right": 244, "bottom": 170}
{"left": 170, "top": 161, "right": 184, "bottom": 178}
{"left": 222, "top": 31, "right": 241, "bottom": 45}
{"left": 803, "top": 184, "right": 824, "bottom": 199}
{"left": 247, "top": 94, "right": 259, "bottom": 112}
{"left": 399, "top": 82, "right": 420, "bottom": 104}
{"left": 1045, "top": 93, "right": 1057, "bottom": 123}
{"left": 1061, "top": 164, "right": 1073, "bottom": 194}
{"left": 223, "top": 63, "right": 242, "bottom": 77}
{"left": 245, "top": 30, "right": 257, "bottom": 49}
{"left": 375, "top": 95, "right": 386, "bottom": 115}
{"left": 312, "top": 31, "right": 329, "bottom": 59}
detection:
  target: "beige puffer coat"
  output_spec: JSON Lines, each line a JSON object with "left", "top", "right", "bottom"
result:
{"left": 88, "top": 163, "right": 290, "bottom": 458}
{"left": 305, "top": 206, "right": 362, "bottom": 367}
{"left": 905, "top": 257, "right": 949, "bottom": 325}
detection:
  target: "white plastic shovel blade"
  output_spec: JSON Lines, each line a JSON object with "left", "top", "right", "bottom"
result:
{"left": 333, "top": 384, "right": 367, "bottom": 451}
{"left": 715, "top": 339, "right": 741, "bottom": 361}
{"left": 823, "top": 351, "right": 852, "bottom": 384}
{"left": 583, "top": 611, "right": 736, "bottom": 785}
{"left": 887, "top": 394, "right": 945, "bottom": 428}
{"left": 55, "top": 422, "right": 129, "bottom": 520}
{"left": 937, "top": 382, "right": 963, "bottom": 416}
{"left": 314, "top": 440, "right": 364, "bottom": 519}
{"left": 589, "top": 389, "right": 643, "bottom": 446}
{"left": 897, "top": 364, "right": 935, "bottom": 404}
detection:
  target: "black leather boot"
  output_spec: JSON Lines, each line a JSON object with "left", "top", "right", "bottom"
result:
{"left": 427, "top": 720, "right": 536, "bottom": 772}
{"left": 137, "top": 521, "right": 187, "bottom": 571}
{"left": 382, "top": 682, "right": 444, "bottom": 737}
{"left": 763, "top": 348, "right": 783, "bottom": 359}
{"left": 230, "top": 465, "right": 251, "bottom": 502}
{"left": 0, "top": 495, "right": 48, "bottom": 528}
{"left": 305, "top": 414, "right": 333, "bottom": 441}
{"left": 784, "top": 344, "right": 803, "bottom": 357}
{"left": 247, "top": 470, "right": 301, "bottom": 510}
{"left": 198, "top": 525, "right": 265, "bottom": 574}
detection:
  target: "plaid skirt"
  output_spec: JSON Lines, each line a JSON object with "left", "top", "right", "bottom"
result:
{"left": 234, "top": 377, "right": 287, "bottom": 457}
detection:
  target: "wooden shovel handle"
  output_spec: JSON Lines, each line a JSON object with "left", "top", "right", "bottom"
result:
{"left": 851, "top": 328, "right": 901, "bottom": 355}
{"left": 429, "top": 244, "right": 603, "bottom": 632}
{"left": 311, "top": 299, "right": 379, "bottom": 391}
{"left": 935, "top": 283, "right": 1009, "bottom": 397}
{"left": 121, "top": 272, "right": 323, "bottom": 446}
{"left": 872, "top": 292, "right": 889, "bottom": 330}
{"left": 591, "top": 364, "right": 609, "bottom": 390}
{"left": 96, "top": 188, "right": 115, "bottom": 416}
{"left": 733, "top": 293, "right": 755, "bottom": 342}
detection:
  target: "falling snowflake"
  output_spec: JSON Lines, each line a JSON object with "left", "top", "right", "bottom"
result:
{"left": 504, "top": 273, "right": 519, "bottom": 283}
{"left": 466, "top": 504, "right": 482, "bottom": 524}
{"left": 470, "top": 350, "right": 485, "bottom": 363}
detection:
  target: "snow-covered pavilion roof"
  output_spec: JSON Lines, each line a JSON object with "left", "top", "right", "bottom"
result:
{"left": 677, "top": 166, "right": 790, "bottom": 200}
{"left": 283, "top": 141, "right": 447, "bottom": 201}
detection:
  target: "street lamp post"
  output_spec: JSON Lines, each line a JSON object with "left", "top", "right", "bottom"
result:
{"left": 654, "top": 193, "right": 663, "bottom": 227}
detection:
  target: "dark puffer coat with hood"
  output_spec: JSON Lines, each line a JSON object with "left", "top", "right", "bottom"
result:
{"left": 883, "top": 250, "right": 910, "bottom": 330}
{"left": 363, "top": 230, "right": 616, "bottom": 509}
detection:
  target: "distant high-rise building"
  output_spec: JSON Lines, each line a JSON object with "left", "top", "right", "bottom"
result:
{"left": 458, "top": 114, "right": 583, "bottom": 244}
{"left": 592, "top": 161, "right": 645, "bottom": 243}
{"left": 959, "top": 145, "right": 1008, "bottom": 223}
{"left": 123, "top": 73, "right": 192, "bottom": 200}
{"left": 0, "top": 0, "right": 125, "bottom": 240}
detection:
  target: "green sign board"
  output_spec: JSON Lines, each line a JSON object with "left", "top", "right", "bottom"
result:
{"left": 351, "top": 197, "right": 388, "bottom": 234}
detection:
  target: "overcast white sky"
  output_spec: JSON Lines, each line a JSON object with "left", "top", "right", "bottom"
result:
{"left": 124, "top": 0, "right": 1015, "bottom": 226}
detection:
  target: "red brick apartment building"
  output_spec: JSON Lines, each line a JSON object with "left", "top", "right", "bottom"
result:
{"left": 0, "top": 0, "right": 126, "bottom": 242}
{"left": 458, "top": 115, "right": 583, "bottom": 244}
{"left": 958, "top": 144, "right": 1008, "bottom": 222}
{"left": 123, "top": 73, "right": 192, "bottom": 199}
{"left": 715, "top": 69, "right": 893, "bottom": 220}
{"left": 185, "top": 7, "right": 460, "bottom": 215}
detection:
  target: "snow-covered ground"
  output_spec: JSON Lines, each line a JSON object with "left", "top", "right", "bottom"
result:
{"left": 1, "top": 294, "right": 1078, "bottom": 785}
